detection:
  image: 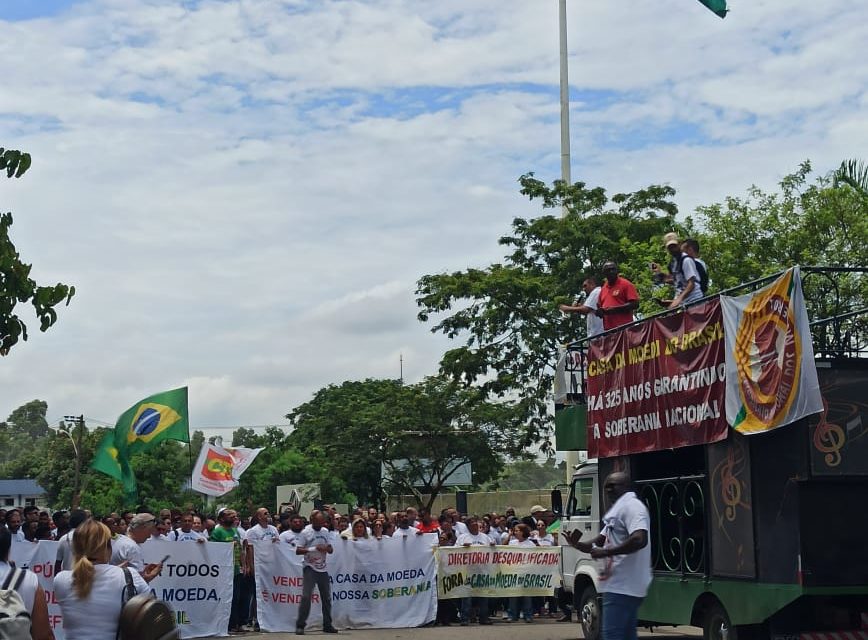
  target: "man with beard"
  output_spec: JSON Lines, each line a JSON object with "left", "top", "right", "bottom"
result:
{"left": 243, "top": 508, "right": 280, "bottom": 632}
{"left": 211, "top": 508, "right": 248, "bottom": 633}
{"left": 168, "top": 512, "right": 206, "bottom": 542}
{"left": 279, "top": 514, "right": 306, "bottom": 547}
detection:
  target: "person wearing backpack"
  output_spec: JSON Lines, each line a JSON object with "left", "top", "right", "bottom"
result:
{"left": 54, "top": 519, "right": 150, "bottom": 640}
{"left": 0, "top": 527, "right": 54, "bottom": 640}
{"left": 651, "top": 232, "right": 704, "bottom": 309}
{"left": 681, "top": 238, "right": 710, "bottom": 295}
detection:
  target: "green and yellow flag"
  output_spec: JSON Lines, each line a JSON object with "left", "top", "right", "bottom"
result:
{"left": 696, "top": 0, "right": 727, "bottom": 18}
{"left": 91, "top": 387, "right": 190, "bottom": 498}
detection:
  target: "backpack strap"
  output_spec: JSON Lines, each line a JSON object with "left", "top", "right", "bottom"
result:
{"left": 121, "top": 567, "right": 136, "bottom": 603}
{"left": 1, "top": 567, "right": 25, "bottom": 591}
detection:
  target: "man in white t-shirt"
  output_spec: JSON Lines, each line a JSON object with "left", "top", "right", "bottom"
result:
{"left": 455, "top": 517, "right": 496, "bottom": 626}
{"left": 393, "top": 511, "right": 419, "bottom": 538}
{"left": 55, "top": 509, "right": 89, "bottom": 573}
{"left": 559, "top": 276, "right": 604, "bottom": 338}
{"left": 567, "top": 472, "right": 651, "bottom": 640}
{"left": 279, "top": 514, "right": 305, "bottom": 548}
{"left": 5, "top": 509, "right": 26, "bottom": 542}
{"left": 111, "top": 513, "right": 163, "bottom": 582}
{"left": 167, "top": 512, "right": 206, "bottom": 542}
{"left": 295, "top": 511, "right": 337, "bottom": 635}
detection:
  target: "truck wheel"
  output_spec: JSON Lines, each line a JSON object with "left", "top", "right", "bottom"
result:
{"left": 703, "top": 602, "right": 737, "bottom": 640}
{"left": 579, "top": 585, "right": 600, "bottom": 640}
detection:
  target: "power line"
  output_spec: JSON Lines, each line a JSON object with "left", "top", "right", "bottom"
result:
{"left": 50, "top": 416, "right": 292, "bottom": 431}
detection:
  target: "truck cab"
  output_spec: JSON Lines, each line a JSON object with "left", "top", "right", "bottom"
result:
{"left": 558, "top": 460, "right": 601, "bottom": 640}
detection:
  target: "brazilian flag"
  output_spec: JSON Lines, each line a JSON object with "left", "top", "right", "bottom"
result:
{"left": 91, "top": 387, "right": 190, "bottom": 499}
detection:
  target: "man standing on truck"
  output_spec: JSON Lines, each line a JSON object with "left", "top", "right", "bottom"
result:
{"left": 568, "top": 472, "right": 652, "bottom": 640}
{"left": 596, "top": 262, "right": 639, "bottom": 331}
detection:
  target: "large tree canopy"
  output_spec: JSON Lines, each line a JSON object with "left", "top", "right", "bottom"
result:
{"left": 1, "top": 148, "right": 75, "bottom": 355}
{"left": 286, "top": 376, "right": 526, "bottom": 509}
{"left": 416, "top": 162, "right": 868, "bottom": 449}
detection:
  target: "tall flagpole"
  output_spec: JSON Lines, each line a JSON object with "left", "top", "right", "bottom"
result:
{"left": 559, "top": 0, "right": 579, "bottom": 482}
{"left": 559, "top": 0, "right": 571, "bottom": 200}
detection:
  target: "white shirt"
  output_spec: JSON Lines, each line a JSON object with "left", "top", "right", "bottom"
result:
{"left": 0, "top": 560, "right": 39, "bottom": 614}
{"left": 508, "top": 538, "right": 536, "bottom": 548}
{"left": 392, "top": 526, "right": 419, "bottom": 539}
{"left": 279, "top": 529, "right": 304, "bottom": 547}
{"left": 167, "top": 528, "right": 206, "bottom": 542}
{"left": 598, "top": 491, "right": 652, "bottom": 598}
{"left": 244, "top": 523, "right": 279, "bottom": 542}
{"left": 56, "top": 530, "right": 75, "bottom": 570}
{"left": 297, "top": 527, "right": 334, "bottom": 572}
{"left": 452, "top": 521, "right": 469, "bottom": 536}
{"left": 584, "top": 286, "right": 604, "bottom": 337}
{"left": 55, "top": 564, "right": 149, "bottom": 640}
{"left": 455, "top": 531, "right": 494, "bottom": 546}
{"left": 6, "top": 528, "right": 26, "bottom": 542}
{"left": 110, "top": 534, "right": 144, "bottom": 572}
{"left": 673, "top": 255, "right": 703, "bottom": 304}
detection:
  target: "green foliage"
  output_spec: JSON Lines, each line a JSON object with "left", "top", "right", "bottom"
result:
{"left": 416, "top": 176, "right": 680, "bottom": 448}
{"left": 416, "top": 162, "right": 868, "bottom": 449}
{"left": 286, "top": 376, "right": 525, "bottom": 510}
{"left": 833, "top": 158, "right": 868, "bottom": 198}
{"left": 483, "top": 458, "right": 567, "bottom": 491}
{"left": 1, "top": 147, "right": 75, "bottom": 355}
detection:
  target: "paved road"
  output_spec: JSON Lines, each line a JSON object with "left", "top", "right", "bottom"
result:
{"left": 223, "top": 618, "right": 703, "bottom": 640}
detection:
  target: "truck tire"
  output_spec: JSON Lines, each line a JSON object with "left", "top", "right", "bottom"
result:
{"left": 703, "top": 601, "right": 737, "bottom": 640}
{"left": 579, "top": 585, "right": 601, "bottom": 640}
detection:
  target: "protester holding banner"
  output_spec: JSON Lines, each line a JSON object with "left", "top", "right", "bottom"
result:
{"left": 455, "top": 516, "right": 496, "bottom": 626}
{"left": 210, "top": 508, "right": 249, "bottom": 634}
{"left": 111, "top": 513, "right": 163, "bottom": 582}
{"left": 167, "top": 512, "right": 206, "bottom": 542}
{"left": 295, "top": 510, "right": 338, "bottom": 635}
{"left": 0, "top": 527, "right": 54, "bottom": 640}
{"left": 55, "top": 520, "right": 150, "bottom": 640}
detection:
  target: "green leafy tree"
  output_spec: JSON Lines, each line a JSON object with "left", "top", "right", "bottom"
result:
{"left": 287, "top": 376, "right": 526, "bottom": 510}
{"left": 1, "top": 148, "right": 75, "bottom": 355}
{"left": 484, "top": 458, "right": 567, "bottom": 491}
{"left": 416, "top": 177, "right": 680, "bottom": 448}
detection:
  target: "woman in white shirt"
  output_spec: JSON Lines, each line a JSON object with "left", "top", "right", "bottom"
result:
{"left": 55, "top": 519, "right": 150, "bottom": 640}
{"left": 532, "top": 520, "right": 555, "bottom": 546}
{"left": 0, "top": 527, "right": 54, "bottom": 640}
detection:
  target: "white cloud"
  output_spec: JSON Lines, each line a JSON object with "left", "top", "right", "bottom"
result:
{"left": 0, "top": 0, "right": 865, "bottom": 432}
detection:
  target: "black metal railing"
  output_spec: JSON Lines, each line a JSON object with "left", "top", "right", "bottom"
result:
{"left": 636, "top": 475, "right": 708, "bottom": 576}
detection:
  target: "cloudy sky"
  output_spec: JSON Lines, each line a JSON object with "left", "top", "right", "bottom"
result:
{"left": 1, "top": 0, "right": 865, "bottom": 435}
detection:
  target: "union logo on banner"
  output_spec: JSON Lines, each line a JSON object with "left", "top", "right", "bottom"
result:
{"left": 721, "top": 267, "right": 823, "bottom": 434}
{"left": 202, "top": 449, "right": 234, "bottom": 482}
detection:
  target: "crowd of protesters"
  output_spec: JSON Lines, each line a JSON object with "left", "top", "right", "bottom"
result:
{"left": 1, "top": 501, "right": 570, "bottom": 636}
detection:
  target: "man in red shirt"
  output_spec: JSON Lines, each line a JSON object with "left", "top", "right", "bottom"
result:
{"left": 595, "top": 261, "right": 639, "bottom": 331}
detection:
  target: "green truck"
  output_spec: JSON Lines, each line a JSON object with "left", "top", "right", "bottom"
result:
{"left": 553, "top": 267, "right": 868, "bottom": 640}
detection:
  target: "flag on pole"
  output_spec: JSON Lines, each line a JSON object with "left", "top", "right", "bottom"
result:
{"left": 696, "top": 0, "right": 727, "bottom": 18}
{"left": 721, "top": 267, "right": 823, "bottom": 434}
{"left": 191, "top": 442, "right": 264, "bottom": 496}
{"left": 91, "top": 387, "right": 190, "bottom": 499}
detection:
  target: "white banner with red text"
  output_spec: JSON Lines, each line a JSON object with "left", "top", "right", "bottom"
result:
{"left": 142, "top": 540, "right": 234, "bottom": 639}
{"left": 253, "top": 534, "right": 438, "bottom": 631}
{"left": 435, "top": 545, "right": 561, "bottom": 599}
{"left": 10, "top": 540, "right": 65, "bottom": 640}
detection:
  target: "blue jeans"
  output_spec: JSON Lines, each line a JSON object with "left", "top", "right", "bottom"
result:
{"left": 602, "top": 592, "right": 643, "bottom": 640}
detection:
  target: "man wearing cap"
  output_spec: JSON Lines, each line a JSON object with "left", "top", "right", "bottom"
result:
{"left": 596, "top": 262, "right": 639, "bottom": 331}
{"left": 522, "top": 505, "right": 548, "bottom": 530}
{"left": 110, "top": 513, "right": 163, "bottom": 582}
{"left": 651, "top": 233, "right": 703, "bottom": 309}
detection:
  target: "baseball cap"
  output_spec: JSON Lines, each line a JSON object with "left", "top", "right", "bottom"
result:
{"left": 663, "top": 232, "right": 680, "bottom": 248}
{"left": 129, "top": 513, "right": 156, "bottom": 529}
{"left": 530, "top": 505, "right": 546, "bottom": 514}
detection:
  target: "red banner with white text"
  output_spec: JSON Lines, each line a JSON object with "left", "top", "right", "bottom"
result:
{"left": 586, "top": 299, "right": 729, "bottom": 458}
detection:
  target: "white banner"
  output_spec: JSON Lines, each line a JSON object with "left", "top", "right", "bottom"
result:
{"left": 254, "top": 535, "right": 438, "bottom": 631}
{"left": 191, "top": 443, "right": 264, "bottom": 496}
{"left": 142, "top": 540, "right": 234, "bottom": 639}
{"left": 435, "top": 545, "right": 561, "bottom": 598}
{"left": 10, "top": 541, "right": 65, "bottom": 640}
{"left": 721, "top": 266, "right": 823, "bottom": 434}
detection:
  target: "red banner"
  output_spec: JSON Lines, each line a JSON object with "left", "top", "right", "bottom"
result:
{"left": 586, "top": 299, "right": 729, "bottom": 458}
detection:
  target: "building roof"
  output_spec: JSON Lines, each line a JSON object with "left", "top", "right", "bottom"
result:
{"left": 0, "top": 479, "right": 46, "bottom": 496}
